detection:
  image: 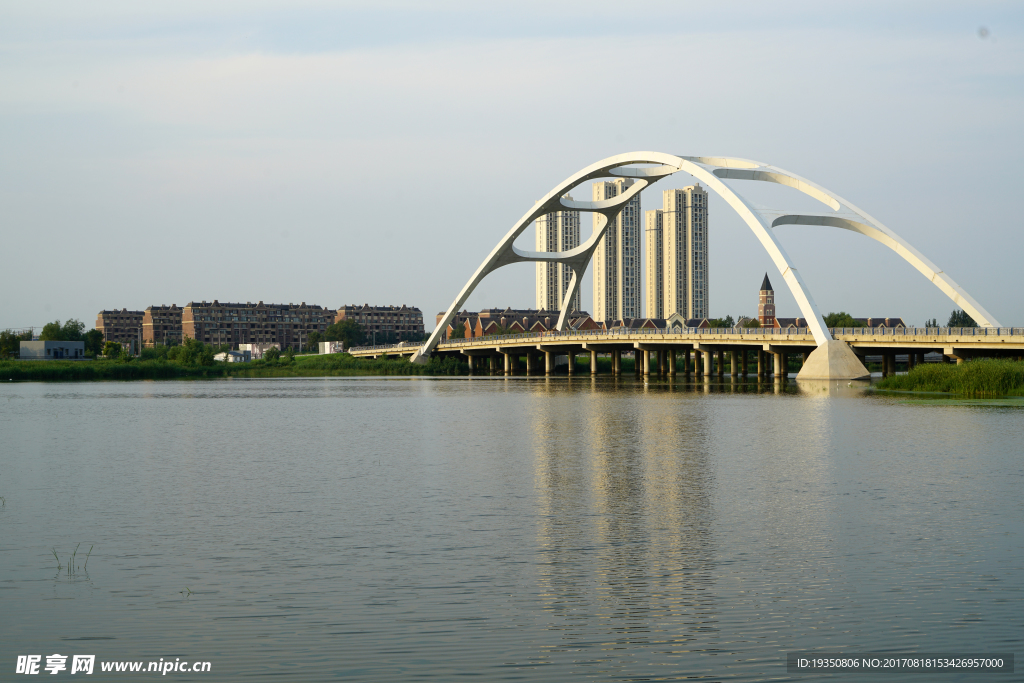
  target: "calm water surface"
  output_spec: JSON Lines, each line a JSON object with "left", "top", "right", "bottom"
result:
{"left": 1, "top": 377, "right": 1021, "bottom": 681}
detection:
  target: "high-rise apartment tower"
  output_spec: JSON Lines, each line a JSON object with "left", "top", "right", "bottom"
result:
{"left": 535, "top": 195, "right": 581, "bottom": 312}
{"left": 592, "top": 179, "right": 641, "bottom": 322}
{"left": 663, "top": 184, "right": 709, "bottom": 319}
{"left": 644, "top": 209, "right": 664, "bottom": 318}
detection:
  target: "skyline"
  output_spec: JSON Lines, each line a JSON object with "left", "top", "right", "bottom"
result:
{"left": 2, "top": 2, "right": 1022, "bottom": 331}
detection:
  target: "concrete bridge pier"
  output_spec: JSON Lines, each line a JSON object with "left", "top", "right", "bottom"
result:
{"left": 703, "top": 350, "right": 712, "bottom": 377}
{"left": 466, "top": 354, "right": 475, "bottom": 375}
{"left": 545, "top": 350, "right": 553, "bottom": 374}
{"left": 504, "top": 353, "right": 511, "bottom": 375}
{"left": 730, "top": 350, "right": 738, "bottom": 376}
{"left": 567, "top": 353, "right": 575, "bottom": 376}
{"left": 773, "top": 351, "right": 782, "bottom": 379}
{"left": 716, "top": 350, "right": 724, "bottom": 377}
{"left": 613, "top": 350, "right": 621, "bottom": 375}
{"left": 907, "top": 353, "right": 915, "bottom": 370}
{"left": 741, "top": 349, "right": 748, "bottom": 376}
{"left": 590, "top": 349, "right": 598, "bottom": 375}
{"left": 668, "top": 349, "right": 676, "bottom": 376}
{"left": 756, "top": 350, "right": 764, "bottom": 376}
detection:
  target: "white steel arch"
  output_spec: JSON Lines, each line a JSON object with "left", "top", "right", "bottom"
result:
{"left": 410, "top": 152, "right": 1000, "bottom": 364}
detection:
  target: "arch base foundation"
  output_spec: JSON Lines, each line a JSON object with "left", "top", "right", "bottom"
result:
{"left": 795, "top": 340, "right": 870, "bottom": 381}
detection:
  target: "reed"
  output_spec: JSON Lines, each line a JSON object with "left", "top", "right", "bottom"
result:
{"left": 84, "top": 545, "right": 93, "bottom": 570}
{"left": 51, "top": 548, "right": 62, "bottom": 570}
{"left": 876, "top": 358, "right": 1024, "bottom": 397}
{"left": 0, "top": 353, "right": 469, "bottom": 382}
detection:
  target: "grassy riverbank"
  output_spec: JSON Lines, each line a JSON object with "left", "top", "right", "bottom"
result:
{"left": 875, "top": 358, "right": 1024, "bottom": 397}
{"left": 0, "top": 353, "right": 468, "bottom": 382}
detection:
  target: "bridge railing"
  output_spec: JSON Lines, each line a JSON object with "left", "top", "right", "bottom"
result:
{"left": 349, "top": 326, "right": 1024, "bottom": 353}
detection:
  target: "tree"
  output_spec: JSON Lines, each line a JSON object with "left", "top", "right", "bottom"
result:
{"left": 0, "top": 329, "right": 32, "bottom": 358}
{"left": 84, "top": 329, "right": 104, "bottom": 356}
{"left": 823, "top": 312, "right": 865, "bottom": 328}
{"left": 167, "top": 336, "right": 210, "bottom": 365}
{"left": 39, "top": 321, "right": 63, "bottom": 341}
{"left": 306, "top": 330, "right": 323, "bottom": 350}
{"left": 947, "top": 309, "right": 977, "bottom": 327}
{"left": 103, "top": 341, "right": 121, "bottom": 357}
{"left": 924, "top": 318, "right": 938, "bottom": 329}
{"left": 448, "top": 323, "right": 465, "bottom": 340}
{"left": 708, "top": 315, "right": 735, "bottom": 328}
{"left": 61, "top": 319, "right": 86, "bottom": 341}
{"left": 742, "top": 318, "right": 761, "bottom": 329}
{"left": 39, "top": 319, "right": 86, "bottom": 341}
{"left": 263, "top": 346, "right": 281, "bottom": 362}
{"left": 324, "top": 320, "right": 365, "bottom": 348}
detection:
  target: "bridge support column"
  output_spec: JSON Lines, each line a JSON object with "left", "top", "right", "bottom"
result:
{"left": 716, "top": 350, "right": 724, "bottom": 376}
{"left": 525, "top": 353, "right": 534, "bottom": 375}
{"left": 908, "top": 353, "right": 915, "bottom": 370}
{"left": 703, "top": 350, "right": 712, "bottom": 377}
{"left": 567, "top": 353, "right": 574, "bottom": 376}
{"left": 504, "top": 353, "right": 511, "bottom": 375}
{"left": 730, "top": 350, "right": 738, "bottom": 376}
{"left": 773, "top": 352, "right": 782, "bottom": 378}
{"left": 741, "top": 349, "right": 748, "bottom": 376}
{"left": 545, "top": 351, "right": 552, "bottom": 374}
{"left": 613, "top": 350, "right": 621, "bottom": 375}
{"left": 634, "top": 352, "right": 641, "bottom": 377}
{"left": 643, "top": 351, "right": 650, "bottom": 376}
{"left": 757, "top": 350, "right": 764, "bottom": 376}
{"left": 466, "top": 355, "right": 475, "bottom": 375}
{"left": 590, "top": 350, "right": 598, "bottom": 375}
{"left": 683, "top": 349, "right": 690, "bottom": 377}
{"left": 668, "top": 349, "right": 676, "bottom": 376}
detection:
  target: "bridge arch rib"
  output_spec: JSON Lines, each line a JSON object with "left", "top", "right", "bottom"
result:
{"left": 410, "top": 152, "right": 999, "bottom": 364}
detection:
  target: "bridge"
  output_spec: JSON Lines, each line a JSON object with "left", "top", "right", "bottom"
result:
{"left": 350, "top": 326, "right": 1024, "bottom": 377}
{"left": 397, "top": 152, "right": 1005, "bottom": 379}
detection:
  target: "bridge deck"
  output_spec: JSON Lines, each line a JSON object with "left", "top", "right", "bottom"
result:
{"left": 348, "top": 327, "right": 1024, "bottom": 360}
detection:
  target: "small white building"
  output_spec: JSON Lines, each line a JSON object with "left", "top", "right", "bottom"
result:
{"left": 20, "top": 341, "right": 86, "bottom": 360}
{"left": 214, "top": 350, "right": 251, "bottom": 363}
{"left": 319, "top": 341, "right": 345, "bottom": 354}
{"left": 238, "top": 343, "right": 279, "bottom": 360}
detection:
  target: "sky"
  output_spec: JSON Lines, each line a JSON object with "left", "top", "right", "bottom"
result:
{"left": 2, "top": 1, "right": 1022, "bottom": 332}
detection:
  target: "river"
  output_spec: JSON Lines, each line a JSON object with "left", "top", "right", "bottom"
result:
{"left": 1, "top": 377, "right": 1020, "bottom": 681}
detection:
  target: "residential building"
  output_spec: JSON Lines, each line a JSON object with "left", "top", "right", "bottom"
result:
{"left": 758, "top": 273, "right": 776, "bottom": 327}
{"left": 755, "top": 276, "right": 906, "bottom": 330}
{"left": 592, "top": 178, "right": 642, "bottom": 322}
{"left": 20, "top": 340, "right": 85, "bottom": 360}
{"left": 335, "top": 305, "right": 424, "bottom": 342}
{"left": 96, "top": 309, "right": 144, "bottom": 346}
{"left": 142, "top": 304, "right": 183, "bottom": 347}
{"left": 183, "top": 301, "right": 334, "bottom": 351}
{"left": 535, "top": 195, "right": 581, "bottom": 312}
{"left": 661, "top": 184, "right": 709, "bottom": 319}
{"left": 644, "top": 209, "right": 664, "bottom": 318}
{"left": 438, "top": 308, "right": 591, "bottom": 339}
